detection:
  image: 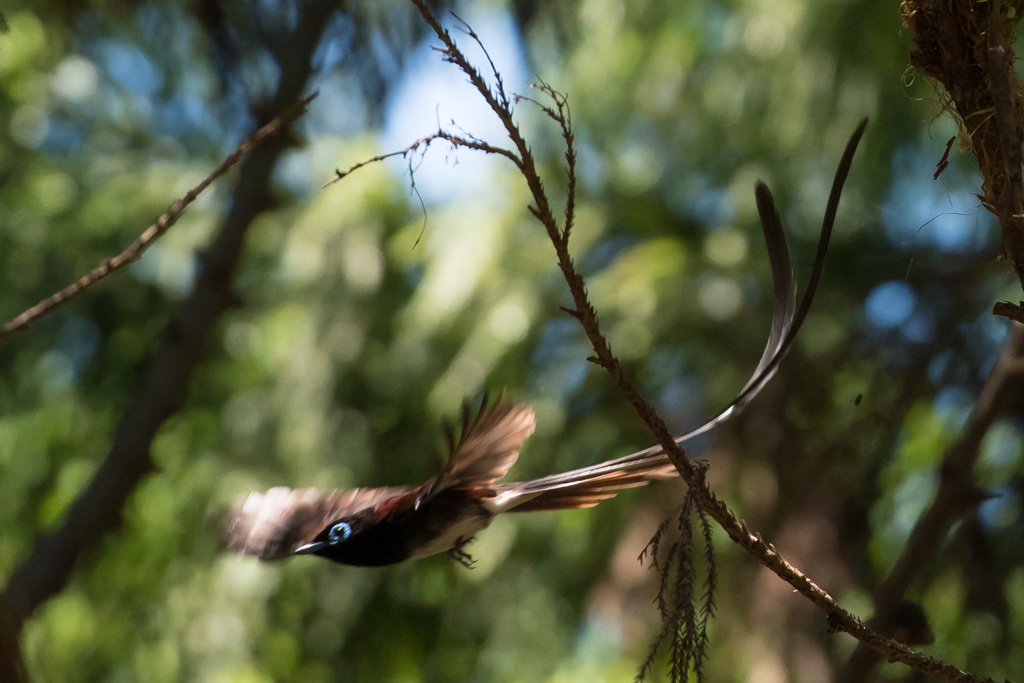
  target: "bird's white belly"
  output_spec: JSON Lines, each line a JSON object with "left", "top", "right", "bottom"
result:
{"left": 408, "top": 514, "right": 491, "bottom": 559}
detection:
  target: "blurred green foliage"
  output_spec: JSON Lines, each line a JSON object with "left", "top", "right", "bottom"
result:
{"left": 1, "top": 0, "right": 1022, "bottom": 681}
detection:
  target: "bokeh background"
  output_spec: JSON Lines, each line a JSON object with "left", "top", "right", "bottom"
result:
{"left": 1, "top": 0, "right": 1021, "bottom": 681}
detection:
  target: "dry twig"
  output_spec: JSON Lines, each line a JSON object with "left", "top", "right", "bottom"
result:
{"left": 0, "top": 93, "right": 317, "bottom": 341}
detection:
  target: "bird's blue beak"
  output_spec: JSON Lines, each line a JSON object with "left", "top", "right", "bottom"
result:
{"left": 293, "top": 541, "right": 327, "bottom": 555}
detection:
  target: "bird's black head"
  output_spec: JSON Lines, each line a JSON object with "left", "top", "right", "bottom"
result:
{"left": 294, "top": 519, "right": 356, "bottom": 559}
{"left": 293, "top": 513, "right": 415, "bottom": 567}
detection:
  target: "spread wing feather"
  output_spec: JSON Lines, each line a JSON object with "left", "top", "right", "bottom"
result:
{"left": 430, "top": 393, "right": 536, "bottom": 493}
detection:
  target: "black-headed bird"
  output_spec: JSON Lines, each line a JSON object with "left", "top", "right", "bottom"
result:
{"left": 222, "top": 394, "right": 676, "bottom": 567}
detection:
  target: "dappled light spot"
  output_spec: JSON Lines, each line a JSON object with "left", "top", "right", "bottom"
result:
{"left": 747, "top": 651, "right": 786, "bottom": 683}
{"left": 703, "top": 228, "right": 748, "bottom": 267}
{"left": 51, "top": 55, "right": 98, "bottom": 103}
{"left": 25, "top": 592, "right": 97, "bottom": 674}
{"left": 865, "top": 280, "right": 916, "bottom": 329}
{"left": 185, "top": 611, "right": 247, "bottom": 658}
{"left": 635, "top": 49, "right": 686, "bottom": 116}
{"left": 96, "top": 41, "right": 161, "bottom": 96}
{"left": 572, "top": 614, "right": 625, "bottom": 669}
{"left": 222, "top": 391, "right": 267, "bottom": 443}
{"left": 979, "top": 490, "right": 1020, "bottom": 531}
{"left": 30, "top": 170, "right": 77, "bottom": 216}
{"left": 884, "top": 470, "right": 937, "bottom": 547}
{"left": 223, "top": 320, "right": 252, "bottom": 360}
{"left": 697, "top": 274, "right": 742, "bottom": 321}
{"left": 702, "top": 64, "right": 745, "bottom": 125}
{"left": 616, "top": 140, "right": 663, "bottom": 194}
{"left": 253, "top": 305, "right": 316, "bottom": 370}
{"left": 326, "top": 318, "right": 365, "bottom": 364}
{"left": 342, "top": 241, "right": 384, "bottom": 293}
{"left": 38, "top": 457, "right": 92, "bottom": 526}
{"left": 489, "top": 299, "right": 530, "bottom": 343}
{"left": 743, "top": 14, "right": 787, "bottom": 57}
{"left": 36, "top": 351, "right": 74, "bottom": 392}
{"left": 933, "top": 386, "right": 973, "bottom": 430}
{"left": 409, "top": 209, "right": 498, "bottom": 328}
{"left": 589, "top": 238, "right": 685, "bottom": 322}
{"left": 617, "top": 281, "right": 656, "bottom": 320}
{"left": 279, "top": 234, "right": 325, "bottom": 283}
{"left": 10, "top": 105, "right": 48, "bottom": 148}
{"left": 980, "top": 420, "right": 1023, "bottom": 472}
{"left": 130, "top": 243, "right": 196, "bottom": 297}
{"left": 608, "top": 318, "right": 652, "bottom": 360}
{"left": 431, "top": 354, "right": 487, "bottom": 407}
{"left": 798, "top": 314, "right": 845, "bottom": 355}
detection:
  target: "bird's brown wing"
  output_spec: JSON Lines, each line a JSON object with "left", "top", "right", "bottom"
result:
{"left": 222, "top": 486, "right": 410, "bottom": 560}
{"left": 427, "top": 392, "right": 536, "bottom": 495}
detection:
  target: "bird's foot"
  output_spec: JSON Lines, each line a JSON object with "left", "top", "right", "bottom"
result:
{"left": 449, "top": 536, "right": 477, "bottom": 569}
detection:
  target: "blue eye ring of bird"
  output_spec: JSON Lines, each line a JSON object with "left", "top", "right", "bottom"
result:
{"left": 328, "top": 522, "right": 352, "bottom": 545}
{"left": 293, "top": 521, "right": 352, "bottom": 555}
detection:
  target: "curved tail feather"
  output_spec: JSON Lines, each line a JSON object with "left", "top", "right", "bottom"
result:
{"left": 489, "top": 120, "right": 867, "bottom": 514}
{"left": 668, "top": 119, "right": 866, "bottom": 446}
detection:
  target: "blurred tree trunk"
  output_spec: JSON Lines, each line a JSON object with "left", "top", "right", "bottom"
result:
{"left": 0, "top": 1, "right": 339, "bottom": 679}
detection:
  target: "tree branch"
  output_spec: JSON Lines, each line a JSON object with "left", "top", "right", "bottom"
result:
{"left": 840, "top": 324, "right": 1024, "bottom": 682}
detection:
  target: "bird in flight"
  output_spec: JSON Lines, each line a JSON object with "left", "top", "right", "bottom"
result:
{"left": 222, "top": 393, "right": 677, "bottom": 567}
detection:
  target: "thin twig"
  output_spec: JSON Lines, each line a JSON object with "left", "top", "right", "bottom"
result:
{"left": 325, "top": 130, "right": 520, "bottom": 188}
{"left": 449, "top": 11, "right": 511, "bottom": 112}
{"left": 518, "top": 82, "right": 577, "bottom": 243}
{"left": 0, "top": 92, "right": 317, "bottom": 341}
